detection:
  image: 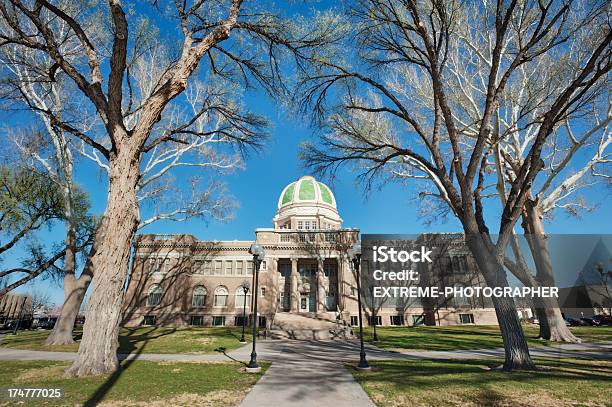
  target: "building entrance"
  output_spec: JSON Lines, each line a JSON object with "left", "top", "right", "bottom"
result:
{"left": 300, "top": 292, "right": 316, "bottom": 312}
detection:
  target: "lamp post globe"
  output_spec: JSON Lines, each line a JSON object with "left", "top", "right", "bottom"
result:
{"left": 246, "top": 243, "right": 265, "bottom": 373}
{"left": 349, "top": 240, "right": 370, "bottom": 370}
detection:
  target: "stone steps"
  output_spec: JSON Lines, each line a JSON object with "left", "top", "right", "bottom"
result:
{"left": 270, "top": 312, "right": 352, "bottom": 340}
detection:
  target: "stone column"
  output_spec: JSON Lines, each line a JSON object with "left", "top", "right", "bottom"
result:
{"left": 271, "top": 258, "right": 279, "bottom": 313}
{"left": 290, "top": 258, "right": 299, "bottom": 312}
{"left": 317, "top": 259, "right": 326, "bottom": 313}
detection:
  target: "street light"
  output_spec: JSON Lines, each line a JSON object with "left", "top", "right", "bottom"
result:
{"left": 239, "top": 280, "right": 250, "bottom": 344}
{"left": 348, "top": 240, "right": 370, "bottom": 370}
{"left": 246, "top": 243, "right": 265, "bottom": 373}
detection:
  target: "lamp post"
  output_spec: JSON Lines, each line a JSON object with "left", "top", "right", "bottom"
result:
{"left": 246, "top": 243, "right": 265, "bottom": 373}
{"left": 348, "top": 240, "right": 370, "bottom": 370}
{"left": 239, "top": 280, "right": 250, "bottom": 344}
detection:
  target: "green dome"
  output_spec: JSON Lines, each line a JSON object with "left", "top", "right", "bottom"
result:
{"left": 278, "top": 176, "right": 336, "bottom": 208}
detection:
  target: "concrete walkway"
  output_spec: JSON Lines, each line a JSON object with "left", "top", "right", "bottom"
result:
{"left": 238, "top": 340, "right": 375, "bottom": 407}
{"left": 0, "top": 339, "right": 610, "bottom": 362}
{"left": 1, "top": 340, "right": 610, "bottom": 407}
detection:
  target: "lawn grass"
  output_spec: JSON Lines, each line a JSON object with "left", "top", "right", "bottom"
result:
{"left": 0, "top": 326, "right": 251, "bottom": 354}
{"left": 0, "top": 359, "right": 267, "bottom": 406}
{"left": 3, "top": 325, "right": 610, "bottom": 355}
{"left": 351, "top": 357, "right": 612, "bottom": 407}
{"left": 362, "top": 325, "right": 612, "bottom": 351}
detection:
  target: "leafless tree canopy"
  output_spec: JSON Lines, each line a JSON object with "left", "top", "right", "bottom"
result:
{"left": 299, "top": 0, "right": 610, "bottom": 253}
{"left": 297, "top": 0, "right": 610, "bottom": 370}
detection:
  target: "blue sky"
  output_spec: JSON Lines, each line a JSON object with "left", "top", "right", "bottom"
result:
{"left": 2, "top": 1, "right": 611, "bottom": 305}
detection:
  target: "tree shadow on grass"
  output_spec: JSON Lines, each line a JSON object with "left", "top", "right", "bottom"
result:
{"left": 117, "top": 326, "right": 178, "bottom": 355}
{"left": 82, "top": 327, "right": 181, "bottom": 406}
{"left": 352, "top": 358, "right": 612, "bottom": 394}
{"left": 82, "top": 345, "right": 143, "bottom": 406}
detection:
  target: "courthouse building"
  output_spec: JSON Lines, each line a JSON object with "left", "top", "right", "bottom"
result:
{"left": 122, "top": 175, "right": 498, "bottom": 329}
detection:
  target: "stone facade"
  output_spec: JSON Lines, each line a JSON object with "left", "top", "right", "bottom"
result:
{"left": 122, "top": 176, "right": 499, "bottom": 328}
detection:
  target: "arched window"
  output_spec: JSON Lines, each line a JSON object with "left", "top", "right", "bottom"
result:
{"left": 235, "top": 287, "right": 252, "bottom": 308}
{"left": 214, "top": 286, "right": 229, "bottom": 307}
{"left": 192, "top": 286, "right": 207, "bottom": 307}
{"left": 147, "top": 284, "right": 162, "bottom": 306}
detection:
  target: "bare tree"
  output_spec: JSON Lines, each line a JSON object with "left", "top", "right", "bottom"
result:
{"left": 0, "top": 0, "right": 342, "bottom": 376}
{"left": 405, "top": 13, "right": 611, "bottom": 342}
{"left": 2, "top": 43, "right": 240, "bottom": 345}
{"left": 298, "top": 0, "right": 611, "bottom": 370}
{"left": 30, "top": 288, "right": 52, "bottom": 311}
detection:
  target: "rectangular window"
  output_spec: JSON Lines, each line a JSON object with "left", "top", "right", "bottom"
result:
{"left": 299, "top": 263, "right": 316, "bottom": 277}
{"left": 225, "top": 260, "right": 233, "bottom": 275}
{"left": 192, "top": 291, "right": 206, "bottom": 308}
{"left": 204, "top": 260, "right": 212, "bottom": 275}
{"left": 297, "top": 221, "right": 303, "bottom": 230}
{"left": 235, "top": 316, "right": 247, "bottom": 327}
{"left": 214, "top": 260, "right": 223, "bottom": 275}
{"left": 193, "top": 260, "right": 203, "bottom": 274}
{"left": 212, "top": 316, "right": 225, "bottom": 326}
{"left": 143, "top": 315, "right": 156, "bottom": 326}
{"left": 324, "top": 263, "right": 336, "bottom": 277}
{"left": 350, "top": 316, "right": 359, "bottom": 326}
{"left": 258, "top": 316, "right": 267, "bottom": 327}
{"left": 235, "top": 292, "right": 250, "bottom": 308}
{"left": 459, "top": 313, "right": 475, "bottom": 324}
{"left": 367, "top": 316, "right": 382, "bottom": 326}
{"left": 390, "top": 315, "right": 404, "bottom": 326}
{"left": 260, "top": 287, "right": 266, "bottom": 297}
{"left": 280, "top": 234, "right": 291, "bottom": 243}
{"left": 149, "top": 258, "right": 165, "bottom": 274}
{"left": 147, "top": 291, "right": 162, "bottom": 307}
{"left": 412, "top": 315, "right": 425, "bottom": 326}
{"left": 298, "top": 233, "right": 306, "bottom": 243}
{"left": 235, "top": 260, "right": 244, "bottom": 275}
{"left": 304, "top": 221, "right": 310, "bottom": 230}
{"left": 190, "top": 315, "right": 204, "bottom": 326}
{"left": 325, "top": 232, "right": 337, "bottom": 242}
{"left": 261, "top": 261, "right": 267, "bottom": 271}
{"left": 279, "top": 263, "right": 291, "bottom": 277}
{"left": 246, "top": 261, "right": 254, "bottom": 275}
{"left": 214, "top": 293, "right": 228, "bottom": 307}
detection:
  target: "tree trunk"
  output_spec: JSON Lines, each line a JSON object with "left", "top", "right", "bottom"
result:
{"left": 533, "top": 297, "right": 579, "bottom": 342}
{"left": 44, "top": 268, "right": 93, "bottom": 345}
{"left": 465, "top": 235, "right": 535, "bottom": 371}
{"left": 65, "top": 150, "right": 140, "bottom": 377}
{"left": 45, "top": 225, "right": 94, "bottom": 346}
{"left": 523, "top": 201, "right": 580, "bottom": 343}
{"left": 45, "top": 223, "right": 77, "bottom": 345}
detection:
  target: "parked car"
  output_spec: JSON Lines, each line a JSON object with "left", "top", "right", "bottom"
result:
{"left": 566, "top": 318, "right": 587, "bottom": 326}
{"left": 32, "top": 317, "right": 56, "bottom": 329}
{"left": 592, "top": 315, "right": 612, "bottom": 326}
{"left": 580, "top": 317, "right": 596, "bottom": 326}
